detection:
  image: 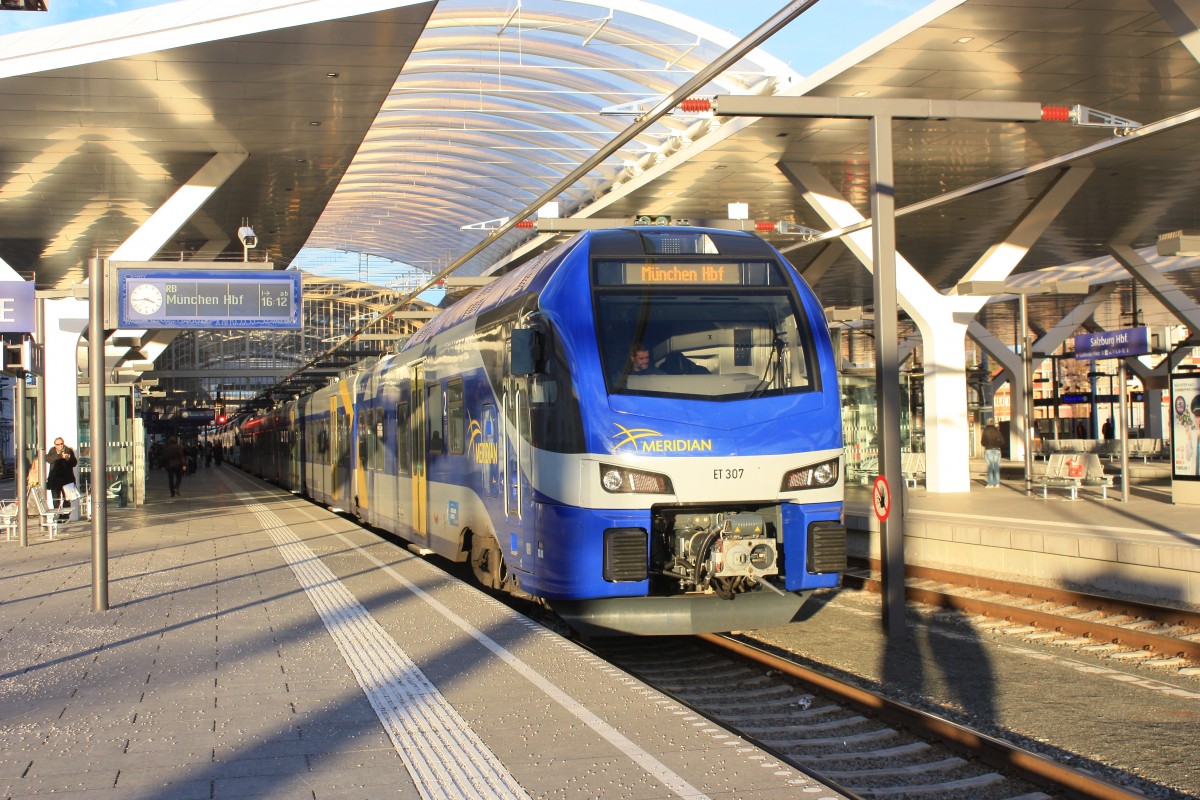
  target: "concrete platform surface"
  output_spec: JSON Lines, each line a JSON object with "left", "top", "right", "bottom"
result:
{"left": 0, "top": 466, "right": 846, "bottom": 800}
{"left": 846, "top": 461, "right": 1200, "bottom": 606}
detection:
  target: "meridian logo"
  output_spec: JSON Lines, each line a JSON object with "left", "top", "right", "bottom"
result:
{"left": 467, "top": 416, "right": 497, "bottom": 464}
{"left": 612, "top": 423, "right": 713, "bottom": 453}
{"left": 612, "top": 423, "right": 661, "bottom": 450}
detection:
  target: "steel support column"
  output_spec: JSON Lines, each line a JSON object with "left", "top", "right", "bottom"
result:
{"left": 14, "top": 376, "right": 27, "bottom": 547}
{"left": 869, "top": 113, "right": 907, "bottom": 638}
{"left": 88, "top": 256, "right": 108, "bottom": 612}
{"left": 1020, "top": 294, "right": 1035, "bottom": 496}
{"left": 1118, "top": 359, "right": 1130, "bottom": 504}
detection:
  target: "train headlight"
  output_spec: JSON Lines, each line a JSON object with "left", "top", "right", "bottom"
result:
{"left": 599, "top": 464, "right": 674, "bottom": 494}
{"left": 781, "top": 458, "right": 840, "bottom": 491}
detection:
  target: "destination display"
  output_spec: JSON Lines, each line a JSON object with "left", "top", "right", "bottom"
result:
{"left": 594, "top": 260, "right": 782, "bottom": 287}
{"left": 117, "top": 269, "right": 302, "bottom": 329}
{"left": 626, "top": 263, "right": 741, "bottom": 285}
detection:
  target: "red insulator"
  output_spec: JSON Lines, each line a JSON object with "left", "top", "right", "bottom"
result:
{"left": 756, "top": 221, "right": 776, "bottom": 232}
{"left": 1041, "top": 106, "right": 1071, "bottom": 122}
{"left": 515, "top": 219, "right": 535, "bottom": 228}
{"left": 680, "top": 97, "right": 712, "bottom": 113}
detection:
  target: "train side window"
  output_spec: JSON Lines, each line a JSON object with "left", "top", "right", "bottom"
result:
{"left": 373, "top": 406, "right": 385, "bottom": 470}
{"left": 427, "top": 384, "right": 444, "bottom": 454}
{"left": 362, "top": 407, "right": 376, "bottom": 471}
{"left": 396, "top": 400, "right": 411, "bottom": 476}
{"left": 447, "top": 379, "right": 465, "bottom": 454}
{"left": 370, "top": 407, "right": 379, "bottom": 471}
{"left": 358, "top": 408, "right": 370, "bottom": 468}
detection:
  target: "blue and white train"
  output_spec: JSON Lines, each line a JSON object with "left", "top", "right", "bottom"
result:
{"left": 235, "top": 226, "right": 846, "bottom": 635}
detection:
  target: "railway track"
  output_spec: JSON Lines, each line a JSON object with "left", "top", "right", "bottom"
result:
{"left": 590, "top": 635, "right": 1150, "bottom": 800}
{"left": 844, "top": 560, "right": 1200, "bottom": 669}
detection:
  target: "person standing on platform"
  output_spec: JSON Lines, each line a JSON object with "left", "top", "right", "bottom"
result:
{"left": 1102, "top": 418, "right": 1114, "bottom": 441}
{"left": 213, "top": 441, "right": 224, "bottom": 468}
{"left": 162, "top": 436, "right": 186, "bottom": 497}
{"left": 45, "top": 436, "right": 78, "bottom": 510}
{"left": 981, "top": 421, "right": 1004, "bottom": 489}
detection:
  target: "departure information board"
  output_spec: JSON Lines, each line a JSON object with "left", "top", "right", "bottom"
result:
{"left": 116, "top": 268, "right": 302, "bottom": 329}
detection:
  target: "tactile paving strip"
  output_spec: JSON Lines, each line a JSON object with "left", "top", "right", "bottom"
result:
{"left": 239, "top": 491, "right": 530, "bottom": 800}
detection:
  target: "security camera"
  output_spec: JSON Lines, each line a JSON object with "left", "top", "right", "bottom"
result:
{"left": 238, "top": 225, "right": 258, "bottom": 249}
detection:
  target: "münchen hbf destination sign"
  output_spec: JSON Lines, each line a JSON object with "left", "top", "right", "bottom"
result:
{"left": 114, "top": 265, "right": 302, "bottom": 330}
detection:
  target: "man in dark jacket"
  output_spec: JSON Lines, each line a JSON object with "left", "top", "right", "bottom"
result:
{"left": 981, "top": 422, "right": 1004, "bottom": 489}
{"left": 45, "top": 436, "right": 78, "bottom": 510}
{"left": 162, "top": 437, "right": 186, "bottom": 497}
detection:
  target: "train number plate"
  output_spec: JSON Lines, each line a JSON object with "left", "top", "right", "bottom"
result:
{"left": 713, "top": 468, "right": 744, "bottom": 480}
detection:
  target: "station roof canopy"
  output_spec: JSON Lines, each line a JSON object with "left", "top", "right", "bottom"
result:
{"left": 579, "top": 0, "right": 1200, "bottom": 329}
{"left": 0, "top": 0, "right": 438, "bottom": 288}
{"left": 0, "top": 0, "right": 793, "bottom": 287}
{"left": 2, "top": 0, "right": 1200, "bottom": 341}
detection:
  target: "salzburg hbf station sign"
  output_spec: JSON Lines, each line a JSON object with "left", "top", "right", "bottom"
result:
{"left": 1073, "top": 327, "right": 1151, "bottom": 360}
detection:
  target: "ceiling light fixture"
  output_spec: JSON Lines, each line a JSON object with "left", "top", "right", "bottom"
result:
{"left": 1157, "top": 230, "right": 1200, "bottom": 256}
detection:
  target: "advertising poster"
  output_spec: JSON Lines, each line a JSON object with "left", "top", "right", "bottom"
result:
{"left": 1171, "top": 373, "right": 1200, "bottom": 480}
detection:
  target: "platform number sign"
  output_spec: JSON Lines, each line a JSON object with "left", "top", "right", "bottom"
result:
{"left": 872, "top": 475, "right": 891, "bottom": 522}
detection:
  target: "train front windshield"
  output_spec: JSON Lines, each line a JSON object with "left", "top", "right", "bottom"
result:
{"left": 594, "top": 258, "right": 817, "bottom": 400}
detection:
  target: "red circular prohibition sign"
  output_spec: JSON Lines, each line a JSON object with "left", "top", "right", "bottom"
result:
{"left": 872, "top": 475, "right": 891, "bottom": 522}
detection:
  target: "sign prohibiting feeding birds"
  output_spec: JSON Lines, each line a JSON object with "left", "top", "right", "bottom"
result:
{"left": 872, "top": 475, "right": 891, "bottom": 522}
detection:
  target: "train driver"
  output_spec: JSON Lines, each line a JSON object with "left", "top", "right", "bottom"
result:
{"left": 629, "top": 343, "right": 665, "bottom": 376}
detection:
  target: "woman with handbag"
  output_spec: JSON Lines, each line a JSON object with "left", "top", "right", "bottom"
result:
{"left": 45, "top": 436, "right": 79, "bottom": 511}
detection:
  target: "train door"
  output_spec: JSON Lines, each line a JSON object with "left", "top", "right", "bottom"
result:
{"left": 329, "top": 396, "right": 340, "bottom": 506}
{"left": 409, "top": 363, "right": 428, "bottom": 545}
{"left": 501, "top": 379, "right": 533, "bottom": 575}
{"left": 336, "top": 392, "right": 353, "bottom": 510}
{"left": 395, "top": 389, "right": 412, "bottom": 530}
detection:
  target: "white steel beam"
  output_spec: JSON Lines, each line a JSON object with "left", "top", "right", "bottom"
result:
{"left": 954, "top": 167, "right": 1094, "bottom": 287}
{"left": 797, "top": 241, "right": 842, "bottom": 287}
{"left": 111, "top": 152, "right": 248, "bottom": 262}
{"left": 783, "top": 161, "right": 972, "bottom": 492}
{"left": 1148, "top": 0, "right": 1200, "bottom": 67}
{"left": 969, "top": 321, "right": 1028, "bottom": 459}
{"left": 1031, "top": 284, "right": 1115, "bottom": 358}
{"left": 1107, "top": 242, "right": 1200, "bottom": 333}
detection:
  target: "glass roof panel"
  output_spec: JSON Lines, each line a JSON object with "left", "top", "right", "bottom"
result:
{"left": 303, "top": 0, "right": 797, "bottom": 275}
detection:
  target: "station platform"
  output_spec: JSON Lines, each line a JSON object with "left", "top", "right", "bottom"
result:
{"left": 846, "top": 458, "right": 1200, "bottom": 607}
{"left": 0, "top": 466, "right": 846, "bottom": 800}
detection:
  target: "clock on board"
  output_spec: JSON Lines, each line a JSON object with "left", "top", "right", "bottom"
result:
{"left": 129, "top": 283, "right": 163, "bottom": 315}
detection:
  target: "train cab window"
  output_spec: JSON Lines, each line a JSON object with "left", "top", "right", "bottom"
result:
{"left": 594, "top": 258, "right": 816, "bottom": 400}
{"left": 446, "top": 379, "right": 465, "bottom": 454}
{"left": 396, "top": 400, "right": 411, "bottom": 476}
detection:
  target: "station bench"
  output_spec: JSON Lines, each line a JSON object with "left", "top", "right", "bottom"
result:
{"left": 1032, "top": 453, "right": 1113, "bottom": 500}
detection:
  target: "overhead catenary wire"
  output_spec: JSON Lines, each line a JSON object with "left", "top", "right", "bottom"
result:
{"left": 256, "top": 0, "right": 823, "bottom": 407}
